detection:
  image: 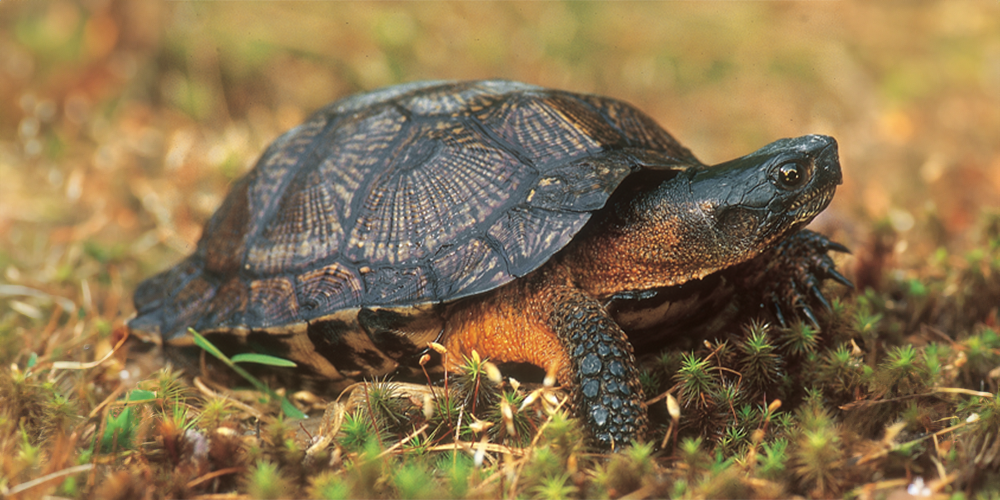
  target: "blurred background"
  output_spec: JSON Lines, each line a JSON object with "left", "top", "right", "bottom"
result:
{"left": 1, "top": 0, "right": 998, "bottom": 329}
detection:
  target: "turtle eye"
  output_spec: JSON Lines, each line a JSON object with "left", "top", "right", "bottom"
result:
{"left": 776, "top": 161, "right": 810, "bottom": 189}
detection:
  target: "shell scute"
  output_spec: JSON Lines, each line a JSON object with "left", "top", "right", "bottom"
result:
{"left": 476, "top": 93, "right": 607, "bottom": 168}
{"left": 486, "top": 205, "right": 591, "bottom": 277}
{"left": 132, "top": 257, "right": 215, "bottom": 335}
{"left": 361, "top": 265, "right": 434, "bottom": 305}
{"left": 246, "top": 117, "right": 331, "bottom": 230}
{"left": 168, "top": 266, "right": 217, "bottom": 332}
{"left": 401, "top": 80, "right": 515, "bottom": 116}
{"left": 343, "top": 120, "right": 525, "bottom": 265}
{"left": 526, "top": 154, "right": 635, "bottom": 213}
{"left": 198, "top": 276, "right": 249, "bottom": 329}
{"left": 246, "top": 182, "right": 343, "bottom": 274}
{"left": 246, "top": 276, "right": 299, "bottom": 327}
{"left": 429, "top": 237, "right": 512, "bottom": 299}
{"left": 317, "top": 105, "right": 410, "bottom": 223}
{"left": 577, "top": 94, "right": 696, "bottom": 161}
{"left": 296, "top": 262, "right": 364, "bottom": 318}
{"left": 540, "top": 93, "right": 627, "bottom": 150}
{"left": 201, "top": 175, "right": 253, "bottom": 276}
{"left": 329, "top": 80, "right": 449, "bottom": 115}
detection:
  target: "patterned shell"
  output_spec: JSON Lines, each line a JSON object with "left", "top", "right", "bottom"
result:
{"left": 131, "top": 80, "right": 701, "bottom": 340}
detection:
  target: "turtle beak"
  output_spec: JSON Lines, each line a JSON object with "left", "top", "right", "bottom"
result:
{"left": 810, "top": 135, "right": 842, "bottom": 187}
{"left": 785, "top": 135, "right": 841, "bottom": 225}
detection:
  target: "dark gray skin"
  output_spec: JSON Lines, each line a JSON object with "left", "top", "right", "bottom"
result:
{"left": 601, "top": 136, "right": 851, "bottom": 350}
{"left": 561, "top": 135, "right": 842, "bottom": 300}
{"left": 475, "top": 135, "right": 845, "bottom": 449}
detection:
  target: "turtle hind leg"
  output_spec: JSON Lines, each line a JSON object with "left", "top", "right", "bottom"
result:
{"left": 548, "top": 288, "right": 648, "bottom": 450}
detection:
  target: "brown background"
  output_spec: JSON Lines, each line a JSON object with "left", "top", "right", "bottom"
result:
{"left": 1, "top": 0, "right": 998, "bottom": 322}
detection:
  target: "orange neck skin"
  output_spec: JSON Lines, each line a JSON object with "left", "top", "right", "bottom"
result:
{"left": 557, "top": 196, "right": 761, "bottom": 301}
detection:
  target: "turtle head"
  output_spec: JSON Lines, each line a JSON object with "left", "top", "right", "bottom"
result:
{"left": 630, "top": 133, "right": 841, "bottom": 281}
{"left": 690, "top": 134, "right": 841, "bottom": 245}
{"left": 565, "top": 134, "right": 842, "bottom": 295}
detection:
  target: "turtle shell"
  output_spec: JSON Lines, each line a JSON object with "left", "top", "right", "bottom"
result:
{"left": 130, "top": 80, "right": 701, "bottom": 341}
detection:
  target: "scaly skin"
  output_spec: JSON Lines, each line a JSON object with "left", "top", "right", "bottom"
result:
{"left": 442, "top": 262, "right": 646, "bottom": 449}
{"left": 547, "top": 280, "right": 646, "bottom": 449}
{"left": 440, "top": 231, "right": 853, "bottom": 449}
{"left": 730, "top": 229, "right": 853, "bottom": 327}
{"left": 443, "top": 136, "right": 844, "bottom": 449}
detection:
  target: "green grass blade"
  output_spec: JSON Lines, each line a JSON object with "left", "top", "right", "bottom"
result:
{"left": 231, "top": 353, "right": 298, "bottom": 367}
{"left": 188, "top": 328, "right": 306, "bottom": 420}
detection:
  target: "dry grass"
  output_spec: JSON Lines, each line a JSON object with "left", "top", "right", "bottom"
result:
{"left": 1, "top": 1, "right": 999, "bottom": 498}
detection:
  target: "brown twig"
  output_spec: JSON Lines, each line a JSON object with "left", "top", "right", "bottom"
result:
{"left": 186, "top": 467, "right": 244, "bottom": 490}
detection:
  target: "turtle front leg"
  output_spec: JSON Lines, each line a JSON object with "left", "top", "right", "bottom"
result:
{"left": 732, "top": 229, "right": 853, "bottom": 328}
{"left": 547, "top": 288, "right": 648, "bottom": 450}
{"left": 441, "top": 267, "right": 647, "bottom": 450}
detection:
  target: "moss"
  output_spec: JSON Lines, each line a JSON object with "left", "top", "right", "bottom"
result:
{"left": 4, "top": 226, "right": 999, "bottom": 498}
{"left": 245, "top": 460, "right": 294, "bottom": 500}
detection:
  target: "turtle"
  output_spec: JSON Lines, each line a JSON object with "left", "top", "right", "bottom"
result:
{"left": 130, "top": 79, "right": 849, "bottom": 449}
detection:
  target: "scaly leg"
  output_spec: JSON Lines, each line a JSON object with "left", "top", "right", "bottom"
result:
{"left": 547, "top": 284, "right": 648, "bottom": 449}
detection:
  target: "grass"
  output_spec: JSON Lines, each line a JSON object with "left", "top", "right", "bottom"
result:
{"left": 2, "top": 215, "right": 997, "bottom": 498}
{"left": 2, "top": 1, "right": 1000, "bottom": 498}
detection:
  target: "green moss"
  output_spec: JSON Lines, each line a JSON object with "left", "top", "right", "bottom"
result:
{"left": 358, "top": 379, "right": 408, "bottom": 429}
{"left": 343, "top": 439, "right": 390, "bottom": 499}
{"left": 780, "top": 321, "right": 821, "bottom": 358}
{"left": 393, "top": 461, "right": 444, "bottom": 499}
{"left": 738, "top": 324, "right": 782, "bottom": 393}
{"left": 1, "top": 370, "right": 80, "bottom": 448}
{"left": 757, "top": 437, "right": 789, "bottom": 480}
{"left": 487, "top": 390, "right": 534, "bottom": 447}
{"left": 528, "top": 472, "right": 578, "bottom": 500}
{"left": 638, "top": 367, "right": 662, "bottom": 397}
{"left": 245, "top": 460, "right": 294, "bottom": 500}
{"left": 819, "top": 343, "right": 864, "bottom": 398}
{"left": 100, "top": 405, "right": 139, "bottom": 454}
{"left": 307, "top": 471, "right": 352, "bottom": 500}
{"left": 675, "top": 352, "right": 718, "bottom": 405}
{"left": 793, "top": 425, "right": 843, "bottom": 496}
{"left": 337, "top": 411, "right": 374, "bottom": 453}
{"left": 520, "top": 446, "right": 565, "bottom": 494}
{"left": 453, "top": 352, "right": 500, "bottom": 415}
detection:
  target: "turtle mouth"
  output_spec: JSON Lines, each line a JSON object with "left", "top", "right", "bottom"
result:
{"left": 788, "top": 185, "right": 836, "bottom": 225}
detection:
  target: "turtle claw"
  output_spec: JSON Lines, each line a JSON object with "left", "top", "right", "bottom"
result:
{"left": 799, "top": 303, "right": 821, "bottom": 330}
{"left": 811, "top": 285, "right": 832, "bottom": 313}
{"left": 772, "top": 295, "right": 789, "bottom": 328}
{"left": 752, "top": 229, "right": 852, "bottom": 329}
{"left": 825, "top": 241, "right": 851, "bottom": 254}
{"left": 826, "top": 268, "right": 855, "bottom": 289}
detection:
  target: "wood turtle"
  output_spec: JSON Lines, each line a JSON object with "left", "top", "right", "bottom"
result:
{"left": 130, "top": 80, "right": 850, "bottom": 449}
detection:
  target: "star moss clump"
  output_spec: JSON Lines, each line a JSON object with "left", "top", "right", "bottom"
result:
{"left": 2, "top": 213, "right": 1000, "bottom": 498}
